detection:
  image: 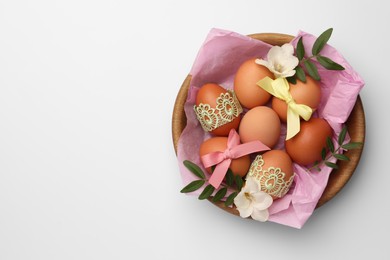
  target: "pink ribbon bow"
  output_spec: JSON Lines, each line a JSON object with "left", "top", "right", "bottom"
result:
{"left": 201, "top": 129, "right": 270, "bottom": 189}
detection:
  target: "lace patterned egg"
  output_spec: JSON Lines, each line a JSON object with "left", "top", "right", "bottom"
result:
{"left": 194, "top": 83, "right": 243, "bottom": 136}
{"left": 247, "top": 150, "right": 294, "bottom": 199}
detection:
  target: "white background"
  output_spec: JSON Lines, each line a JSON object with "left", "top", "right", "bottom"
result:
{"left": 0, "top": 0, "right": 388, "bottom": 259}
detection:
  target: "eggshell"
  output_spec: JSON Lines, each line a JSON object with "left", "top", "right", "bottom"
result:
{"left": 239, "top": 106, "right": 281, "bottom": 148}
{"left": 196, "top": 83, "right": 241, "bottom": 136}
{"left": 285, "top": 118, "right": 333, "bottom": 165}
{"left": 199, "top": 137, "right": 250, "bottom": 178}
{"left": 248, "top": 150, "right": 294, "bottom": 199}
{"left": 234, "top": 58, "right": 274, "bottom": 109}
{"left": 272, "top": 76, "right": 321, "bottom": 122}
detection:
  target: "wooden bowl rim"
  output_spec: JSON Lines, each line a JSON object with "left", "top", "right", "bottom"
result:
{"left": 172, "top": 32, "right": 365, "bottom": 216}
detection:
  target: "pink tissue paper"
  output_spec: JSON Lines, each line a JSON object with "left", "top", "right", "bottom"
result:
{"left": 177, "top": 28, "right": 364, "bottom": 229}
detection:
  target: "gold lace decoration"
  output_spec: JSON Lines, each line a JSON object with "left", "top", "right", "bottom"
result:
{"left": 194, "top": 90, "right": 243, "bottom": 132}
{"left": 247, "top": 155, "right": 295, "bottom": 198}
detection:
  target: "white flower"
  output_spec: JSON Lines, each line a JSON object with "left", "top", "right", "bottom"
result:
{"left": 256, "top": 43, "right": 299, "bottom": 78}
{"left": 234, "top": 177, "right": 273, "bottom": 222}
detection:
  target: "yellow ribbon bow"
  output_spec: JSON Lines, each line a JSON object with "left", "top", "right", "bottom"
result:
{"left": 257, "top": 77, "right": 313, "bottom": 140}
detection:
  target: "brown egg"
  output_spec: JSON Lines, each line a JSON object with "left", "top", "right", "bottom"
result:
{"left": 272, "top": 76, "right": 321, "bottom": 122}
{"left": 234, "top": 58, "right": 274, "bottom": 109}
{"left": 285, "top": 118, "right": 333, "bottom": 165}
{"left": 199, "top": 137, "right": 250, "bottom": 178}
{"left": 247, "top": 150, "right": 294, "bottom": 199}
{"left": 195, "top": 83, "right": 241, "bottom": 136}
{"left": 239, "top": 106, "right": 281, "bottom": 148}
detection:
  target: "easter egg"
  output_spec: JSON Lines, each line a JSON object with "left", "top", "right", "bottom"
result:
{"left": 272, "top": 76, "right": 321, "bottom": 122}
{"left": 199, "top": 136, "right": 250, "bottom": 178}
{"left": 285, "top": 118, "right": 333, "bottom": 165}
{"left": 234, "top": 58, "right": 274, "bottom": 109}
{"left": 247, "top": 150, "right": 294, "bottom": 199}
{"left": 239, "top": 106, "right": 281, "bottom": 148}
{"left": 195, "top": 83, "right": 242, "bottom": 136}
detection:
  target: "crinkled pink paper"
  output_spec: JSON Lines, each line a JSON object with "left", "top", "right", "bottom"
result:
{"left": 177, "top": 28, "right": 364, "bottom": 229}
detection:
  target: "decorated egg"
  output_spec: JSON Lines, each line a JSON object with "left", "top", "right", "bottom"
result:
{"left": 247, "top": 150, "right": 294, "bottom": 199}
{"left": 195, "top": 83, "right": 242, "bottom": 136}
{"left": 199, "top": 137, "right": 250, "bottom": 177}
{"left": 272, "top": 76, "right": 321, "bottom": 122}
{"left": 239, "top": 106, "right": 281, "bottom": 148}
{"left": 285, "top": 118, "right": 333, "bottom": 165}
{"left": 234, "top": 58, "right": 274, "bottom": 109}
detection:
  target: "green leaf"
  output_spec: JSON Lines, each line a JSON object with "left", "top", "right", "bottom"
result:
{"left": 325, "top": 161, "right": 339, "bottom": 169}
{"left": 183, "top": 160, "right": 205, "bottom": 179}
{"left": 211, "top": 165, "right": 216, "bottom": 173}
{"left": 235, "top": 176, "right": 243, "bottom": 191}
{"left": 338, "top": 126, "right": 348, "bottom": 145}
{"left": 326, "top": 137, "right": 334, "bottom": 153}
{"left": 312, "top": 28, "right": 333, "bottom": 55}
{"left": 180, "top": 180, "right": 205, "bottom": 193}
{"left": 198, "top": 184, "right": 215, "bottom": 200}
{"left": 304, "top": 60, "right": 321, "bottom": 81}
{"left": 224, "top": 192, "right": 238, "bottom": 207}
{"left": 321, "top": 147, "right": 327, "bottom": 160}
{"left": 317, "top": 55, "right": 345, "bottom": 70}
{"left": 334, "top": 154, "right": 350, "bottom": 161}
{"left": 295, "top": 66, "right": 306, "bottom": 82}
{"left": 313, "top": 161, "right": 321, "bottom": 172}
{"left": 287, "top": 75, "right": 297, "bottom": 84}
{"left": 225, "top": 169, "right": 234, "bottom": 186}
{"left": 212, "top": 187, "right": 227, "bottom": 202}
{"left": 342, "top": 142, "right": 363, "bottom": 150}
{"left": 296, "top": 37, "right": 305, "bottom": 60}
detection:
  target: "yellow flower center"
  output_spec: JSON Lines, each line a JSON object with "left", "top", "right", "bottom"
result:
{"left": 244, "top": 192, "right": 252, "bottom": 201}
{"left": 275, "top": 63, "right": 283, "bottom": 72}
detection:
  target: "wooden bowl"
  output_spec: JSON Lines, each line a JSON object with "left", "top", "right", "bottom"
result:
{"left": 172, "top": 33, "right": 365, "bottom": 215}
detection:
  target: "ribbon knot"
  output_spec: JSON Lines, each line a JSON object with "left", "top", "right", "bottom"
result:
{"left": 223, "top": 149, "right": 232, "bottom": 160}
{"left": 257, "top": 77, "right": 313, "bottom": 140}
{"left": 201, "top": 129, "right": 270, "bottom": 189}
{"left": 285, "top": 95, "right": 294, "bottom": 105}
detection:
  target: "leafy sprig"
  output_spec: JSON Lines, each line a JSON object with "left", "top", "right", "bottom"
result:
{"left": 288, "top": 28, "right": 345, "bottom": 83}
{"left": 309, "top": 126, "right": 363, "bottom": 171}
{"left": 180, "top": 160, "right": 243, "bottom": 206}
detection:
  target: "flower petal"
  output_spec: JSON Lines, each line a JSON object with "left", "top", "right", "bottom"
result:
{"left": 282, "top": 56, "right": 299, "bottom": 71}
{"left": 268, "top": 45, "right": 284, "bottom": 61}
{"left": 281, "top": 43, "right": 295, "bottom": 55}
{"left": 251, "top": 208, "right": 269, "bottom": 222}
{"left": 281, "top": 69, "right": 296, "bottom": 78}
{"left": 237, "top": 204, "right": 253, "bottom": 218}
{"left": 263, "top": 43, "right": 299, "bottom": 79}
{"left": 234, "top": 191, "right": 250, "bottom": 209}
{"left": 252, "top": 192, "right": 273, "bottom": 210}
{"left": 244, "top": 177, "right": 260, "bottom": 192}
{"left": 255, "top": 59, "right": 269, "bottom": 68}
{"left": 273, "top": 71, "right": 284, "bottom": 78}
